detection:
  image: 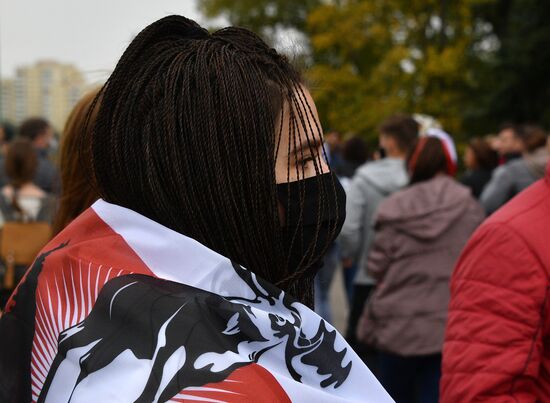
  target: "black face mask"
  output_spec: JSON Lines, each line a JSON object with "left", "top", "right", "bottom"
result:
{"left": 277, "top": 172, "right": 346, "bottom": 278}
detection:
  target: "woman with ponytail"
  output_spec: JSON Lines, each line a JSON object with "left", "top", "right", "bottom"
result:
{"left": 0, "top": 16, "right": 392, "bottom": 402}
{"left": 357, "top": 137, "right": 484, "bottom": 403}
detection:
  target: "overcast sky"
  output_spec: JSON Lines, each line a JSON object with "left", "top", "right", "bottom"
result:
{"left": 0, "top": 0, "right": 219, "bottom": 82}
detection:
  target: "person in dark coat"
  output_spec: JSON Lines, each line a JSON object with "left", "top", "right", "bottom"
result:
{"left": 460, "top": 138, "right": 499, "bottom": 198}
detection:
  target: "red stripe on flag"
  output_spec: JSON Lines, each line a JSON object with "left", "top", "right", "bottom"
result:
{"left": 27, "top": 207, "right": 156, "bottom": 401}
{"left": 171, "top": 364, "right": 290, "bottom": 403}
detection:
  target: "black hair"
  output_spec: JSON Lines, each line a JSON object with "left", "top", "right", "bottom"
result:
{"left": 498, "top": 123, "right": 547, "bottom": 152}
{"left": 520, "top": 124, "right": 547, "bottom": 152}
{"left": 1, "top": 121, "right": 16, "bottom": 143}
{"left": 18, "top": 118, "right": 50, "bottom": 142}
{"left": 342, "top": 136, "right": 369, "bottom": 164}
{"left": 87, "top": 15, "right": 340, "bottom": 306}
{"left": 378, "top": 114, "right": 419, "bottom": 154}
{"left": 407, "top": 137, "right": 450, "bottom": 185}
{"left": 468, "top": 138, "right": 499, "bottom": 171}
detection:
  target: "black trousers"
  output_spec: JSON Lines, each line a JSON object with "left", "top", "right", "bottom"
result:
{"left": 0, "top": 264, "right": 27, "bottom": 310}
{"left": 346, "top": 284, "right": 378, "bottom": 373}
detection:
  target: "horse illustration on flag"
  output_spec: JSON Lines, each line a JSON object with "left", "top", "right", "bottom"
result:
{"left": 0, "top": 200, "right": 393, "bottom": 403}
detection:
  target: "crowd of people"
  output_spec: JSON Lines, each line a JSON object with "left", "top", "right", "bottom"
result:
{"left": 0, "top": 92, "right": 101, "bottom": 306}
{"left": 0, "top": 13, "right": 549, "bottom": 403}
{"left": 317, "top": 115, "right": 550, "bottom": 402}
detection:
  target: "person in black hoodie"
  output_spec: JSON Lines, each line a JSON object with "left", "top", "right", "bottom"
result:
{"left": 460, "top": 138, "right": 499, "bottom": 199}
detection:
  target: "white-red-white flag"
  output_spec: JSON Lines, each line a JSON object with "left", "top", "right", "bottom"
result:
{"left": 0, "top": 200, "right": 393, "bottom": 403}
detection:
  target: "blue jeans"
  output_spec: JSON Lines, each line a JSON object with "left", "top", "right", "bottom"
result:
{"left": 377, "top": 352, "right": 441, "bottom": 403}
{"left": 342, "top": 264, "right": 358, "bottom": 305}
{"left": 314, "top": 243, "right": 339, "bottom": 323}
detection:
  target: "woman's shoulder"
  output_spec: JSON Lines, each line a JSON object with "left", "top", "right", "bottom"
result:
{"left": 375, "top": 183, "right": 421, "bottom": 220}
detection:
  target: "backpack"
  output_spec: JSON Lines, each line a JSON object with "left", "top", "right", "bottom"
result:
{"left": 0, "top": 194, "right": 53, "bottom": 291}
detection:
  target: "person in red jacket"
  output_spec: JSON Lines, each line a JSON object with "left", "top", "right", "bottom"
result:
{"left": 442, "top": 162, "right": 550, "bottom": 402}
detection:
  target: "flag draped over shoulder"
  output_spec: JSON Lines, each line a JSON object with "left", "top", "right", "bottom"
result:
{"left": 0, "top": 199, "right": 393, "bottom": 403}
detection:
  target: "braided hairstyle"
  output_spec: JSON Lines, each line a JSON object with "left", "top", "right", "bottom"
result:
{"left": 87, "top": 16, "right": 342, "bottom": 306}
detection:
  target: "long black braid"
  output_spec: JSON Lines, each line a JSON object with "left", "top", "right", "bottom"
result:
{"left": 86, "top": 16, "right": 343, "bottom": 307}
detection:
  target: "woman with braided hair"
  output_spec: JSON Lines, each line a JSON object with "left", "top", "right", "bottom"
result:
{"left": 0, "top": 15, "right": 391, "bottom": 403}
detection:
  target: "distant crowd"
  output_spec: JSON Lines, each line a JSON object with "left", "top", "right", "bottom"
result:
{"left": 1, "top": 96, "right": 549, "bottom": 403}
{"left": 316, "top": 115, "right": 549, "bottom": 402}
{"left": 0, "top": 88, "right": 99, "bottom": 305}
{"left": 2, "top": 109, "right": 550, "bottom": 393}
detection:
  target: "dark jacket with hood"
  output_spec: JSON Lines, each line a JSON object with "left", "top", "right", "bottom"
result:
{"left": 357, "top": 175, "right": 484, "bottom": 356}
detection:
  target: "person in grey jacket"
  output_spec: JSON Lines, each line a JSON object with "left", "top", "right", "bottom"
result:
{"left": 481, "top": 125, "right": 548, "bottom": 214}
{"left": 340, "top": 114, "right": 419, "bottom": 365}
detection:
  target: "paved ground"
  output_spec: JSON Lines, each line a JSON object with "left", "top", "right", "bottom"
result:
{"left": 328, "top": 266, "right": 349, "bottom": 334}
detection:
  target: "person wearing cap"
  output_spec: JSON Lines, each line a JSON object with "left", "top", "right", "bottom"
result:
{"left": 356, "top": 136, "right": 484, "bottom": 403}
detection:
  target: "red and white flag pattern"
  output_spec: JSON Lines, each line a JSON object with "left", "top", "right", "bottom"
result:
{"left": 0, "top": 199, "right": 393, "bottom": 403}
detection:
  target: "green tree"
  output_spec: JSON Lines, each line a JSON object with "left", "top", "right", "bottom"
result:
{"left": 199, "top": 0, "right": 321, "bottom": 41}
{"left": 467, "top": 0, "right": 550, "bottom": 132}
{"left": 198, "top": 0, "right": 550, "bottom": 143}
{"left": 304, "top": 0, "right": 489, "bottom": 141}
